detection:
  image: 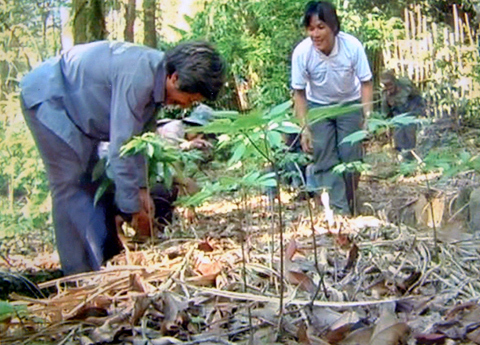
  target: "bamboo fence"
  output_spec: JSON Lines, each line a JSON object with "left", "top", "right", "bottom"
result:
{"left": 382, "top": 5, "right": 480, "bottom": 118}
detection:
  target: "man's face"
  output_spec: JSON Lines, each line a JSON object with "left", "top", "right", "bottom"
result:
{"left": 307, "top": 15, "right": 335, "bottom": 55}
{"left": 165, "top": 73, "right": 204, "bottom": 108}
{"left": 381, "top": 80, "right": 396, "bottom": 96}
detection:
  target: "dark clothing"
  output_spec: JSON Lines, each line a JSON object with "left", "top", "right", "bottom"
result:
{"left": 307, "top": 101, "right": 363, "bottom": 213}
{"left": 381, "top": 77, "right": 424, "bottom": 151}
{"left": 22, "top": 103, "right": 123, "bottom": 274}
{"left": 151, "top": 184, "right": 178, "bottom": 227}
{"left": 20, "top": 41, "right": 166, "bottom": 275}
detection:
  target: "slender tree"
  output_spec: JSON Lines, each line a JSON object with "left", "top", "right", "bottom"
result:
{"left": 72, "top": 0, "right": 106, "bottom": 44}
{"left": 88, "top": 0, "right": 106, "bottom": 41}
{"left": 72, "top": 0, "right": 87, "bottom": 44}
{"left": 124, "top": 0, "right": 136, "bottom": 42}
{"left": 143, "top": 0, "right": 157, "bottom": 48}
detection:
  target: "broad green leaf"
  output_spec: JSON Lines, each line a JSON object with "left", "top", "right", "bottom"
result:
{"left": 0, "top": 301, "right": 15, "bottom": 322}
{"left": 390, "top": 114, "right": 419, "bottom": 126}
{"left": 229, "top": 142, "right": 247, "bottom": 165}
{"left": 192, "top": 119, "right": 234, "bottom": 134}
{"left": 243, "top": 171, "right": 261, "bottom": 185}
{"left": 168, "top": 24, "right": 188, "bottom": 36}
{"left": 91, "top": 158, "right": 107, "bottom": 182}
{"left": 459, "top": 150, "right": 471, "bottom": 162}
{"left": 212, "top": 110, "right": 240, "bottom": 120}
{"left": 267, "top": 100, "right": 292, "bottom": 117}
{"left": 219, "top": 176, "right": 240, "bottom": 188}
{"left": 272, "top": 121, "right": 301, "bottom": 134}
{"left": 266, "top": 131, "right": 283, "bottom": 148}
{"left": 308, "top": 103, "right": 362, "bottom": 125}
{"left": 258, "top": 178, "right": 277, "bottom": 187}
{"left": 340, "top": 130, "right": 369, "bottom": 145}
{"left": 367, "top": 118, "right": 389, "bottom": 132}
{"left": 257, "top": 172, "right": 277, "bottom": 187}
{"left": 233, "top": 111, "right": 265, "bottom": 130}
{"left": 146, "top": 143, "right": 154, "bottom": 158}
{"left": 93, "top": 179, "right": 112, "bottom": 206}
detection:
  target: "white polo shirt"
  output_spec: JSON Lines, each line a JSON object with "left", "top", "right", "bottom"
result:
{"left": 291, "top": 32, "right": 372, "bottom": 105}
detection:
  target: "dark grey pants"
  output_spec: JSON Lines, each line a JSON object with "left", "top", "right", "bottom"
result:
{"left": 393, "top": 123, "right": 416, "bottom": 151}
{"left": 22, "top": 102, "right": 122, "bottom": 275}
{"left": 307, "top": 102, "right": 363, "bottom": 213}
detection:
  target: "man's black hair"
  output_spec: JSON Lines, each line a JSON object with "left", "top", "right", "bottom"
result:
{"left": 165, "top": 41, "right": 226, "bottom": 101}
{"left": 303, "top": 1, "right": 341, "bottom": 35}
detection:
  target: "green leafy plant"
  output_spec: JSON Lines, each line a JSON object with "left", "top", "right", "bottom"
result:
{"left": 93, "top": 132, "right": 203, "bottom": 205}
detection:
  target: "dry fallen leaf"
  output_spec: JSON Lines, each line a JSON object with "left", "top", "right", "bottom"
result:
{"left": 195, "top": 255, "right": 223, "bottom": 277}
{"left": 198, "top": 239, "right": 215, "bottom": 252}
{"left": 338, "top": 326, "right": 373, "bottom": 345}
{"left": 129, "top": 273, "right": 148, "bottom": 293}
{"left": 467, "top": 327, "right": 480, "bottom": 344}
{"left": 298, "top": 321, "right": 312, "bottom": 345}
{"left": 304, "top": 306, "right": 342, "bottom": 332}
{"left": 286, "top": 270, "right": 316, "bottom": 294}
{"left": 68, "top": 305, "right": 108, "bottom": 321}
{"left": 325, "top": 323, "right": 354, "bottom": 344}
{"left": 344, "top": 244, "right": 359, "bottom": 271}
{"left": 369, "top": 309, "right": 409, "bottom": 345}
{"left": 286, "top": 238, "right": 298, "bottom": 261}
{"left": 415, "top": 333, "right": 447, "bottom": 345}
{"left": 160, "top": 291, "right": 183, "bottom": 335}
{"left": 130, "top": 294, "right": 151, "bottom": 325}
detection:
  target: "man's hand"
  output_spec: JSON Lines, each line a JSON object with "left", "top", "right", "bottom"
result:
{"left": 132, "top": 189, "right": 155, "bottom": 237}
{"left": 180, "top": 138, "right": 213, "bottom": 150}
{"left": 139, "top": 188, "right": 154, "bottom": 215}
{"left": 131, "top": 210, "right": 153, "bottom": 238}
{"left": 301, "top": 128, "right": 314, "bottom": 153}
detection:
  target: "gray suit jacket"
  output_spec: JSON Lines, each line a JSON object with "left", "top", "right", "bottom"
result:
{"left": 21, "top": 41, "right": 166, "bottom": 213}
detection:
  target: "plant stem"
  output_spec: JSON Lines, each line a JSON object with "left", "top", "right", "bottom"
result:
{"left": 145, "top": 160, "right": 154, "bottom": 242}
{"left": 273, "top": 166, "right": 285, "bottom": 340}
{"left": 425, "top": 176, "right": 439, "bottom": 260}
{"left": 240, "top": 168, "right": 253, "bottom": 340}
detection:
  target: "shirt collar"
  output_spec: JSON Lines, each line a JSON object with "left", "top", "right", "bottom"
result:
{"left": 314, "top": 35, "right": 339, "bottom": 59}
{"left": 153, "top": 60, "right": 166, "bottom": 105}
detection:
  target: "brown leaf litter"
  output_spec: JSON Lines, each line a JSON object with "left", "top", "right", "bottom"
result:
{"left": 2, "top": 174, "right": 480, "bottom": 345}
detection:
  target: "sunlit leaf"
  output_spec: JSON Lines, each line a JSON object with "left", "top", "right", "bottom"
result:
{"left": 340, "top": 130, "right": 369, "bottom": 145}
{"left": 267, "top": 100, "right": 292, "bottom": 117}
{"left": 228, "top": 142, "right": 247, "bottom": 165}
{"left": 308, "top": 103, "right": 362, "bottom": 125}
{"left": 266, "top": 131, "right": 283, "bottom": 148}
{"left": 93, "top": 179, "right": 112, "bottom": 206}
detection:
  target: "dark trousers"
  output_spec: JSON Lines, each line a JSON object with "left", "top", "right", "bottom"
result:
{"left": 393, "top": 123, "right": 416, "bottom": 151}
{"left": 22, "top": 102, "right": 122, "bottom": 275}
{"left": 307, "top": 102, "right": 363, "bottom": 213}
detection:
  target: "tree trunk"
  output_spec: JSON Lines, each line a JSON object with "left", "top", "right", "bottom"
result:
{"left": 88, "top": 0, "right": 106, "bottom": 41}
{"left": 72, "top": 0, "right": 106, "bottom": 45}
{"left": 143, "top": 0, "right": 157, "bottom": 48}
{"left": 124, "top": 0, "right": 136, "bottom": 42}
{"left": 73, "top": 0, "right": 87, "bottom": 44}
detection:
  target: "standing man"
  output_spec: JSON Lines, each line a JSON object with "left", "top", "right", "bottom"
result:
{"left": 20, "top": 41, "right": 225, "bottom": 275}
{"left": 291, "top": 1, "right": 373, "bottom": 215}
{"left": 381, "top": 70, "right": 424, "bottom": 160}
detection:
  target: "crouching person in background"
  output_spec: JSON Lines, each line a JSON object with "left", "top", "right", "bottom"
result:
{"left": 99, "top": 104, "right": 215, "bottom": 238}
{"left": 381, "top": 70, "right": 425, "bottom": 161}
{"left": 20, "top": 40, "right": 225, "bottom": 276}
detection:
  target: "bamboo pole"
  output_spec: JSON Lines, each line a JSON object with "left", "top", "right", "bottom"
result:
{"left": 465, "top": 12, "right": 474, "bottom": 45}
{"left": 405, "top": 8, "right": 410, "bottom": 42}
{"left": 453, "top": 5, "right": 460, "bottom": 43}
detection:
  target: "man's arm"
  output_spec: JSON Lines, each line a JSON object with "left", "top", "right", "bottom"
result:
{"left": 361, "top": 80, "right": 373, "bottom": 120}
{"left": 293, "top": 89, "right": 312, "bottom": 153}
{"left": 361, "top": 80, "right": 373, "bottom": 117}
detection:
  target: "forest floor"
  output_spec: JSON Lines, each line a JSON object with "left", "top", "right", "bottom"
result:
{"left": 2, "top": 118, "right": 480, "bottom": 344}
